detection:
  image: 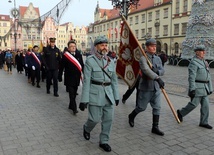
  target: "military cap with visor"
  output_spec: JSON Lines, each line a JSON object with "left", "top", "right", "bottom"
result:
{"left": 94, "top": 36, "right": 108, "bottom": 46}
{"left": 49, "top": 37, "right": 56, "bottom": 43}
{"left": 194, "top": 45, "right": 205, "bottom": 52}
{"left": 145, "top": 38, "right": 157, "bottom": 46}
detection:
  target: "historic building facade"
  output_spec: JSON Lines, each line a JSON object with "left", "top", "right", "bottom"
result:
{"left": 91, "top": 0, "right": 192, "bottom": 56}
{"left": 41, "top": 17, "right": 56, "bottom": 47}
{"left": 19, "top": 2, "right": 41, "bottom": 49}
{"left": 0, "top": 15, "right": 11, "bottom": 50}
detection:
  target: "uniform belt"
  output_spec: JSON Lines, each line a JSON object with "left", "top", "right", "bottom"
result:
{"left": 91, "top": 80, "right": 111, "bottom": 86}
{"left": 195, "top": 80, "right": 209, "bottom": 83}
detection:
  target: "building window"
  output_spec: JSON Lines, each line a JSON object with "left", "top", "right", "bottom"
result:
{"left": 141, "top": 14, "right": 145, "bottom": 23}
{"left": 175, "top": 42, "right": 179, "bottom": 54}
{"left": 148, "top": 27, "right": 152, "bottom": 36}
{"left": 135, "top": 30, "right": 139, "bottom": 39}
{"left": 103, "top": 25, "right": 106, "bottom": 32}
{"left": 163, "top": 25, "right": 168, "bottom": 36}
{"left": 155, "top": 0, "right": 162, "bottom": 5}
{"left": 135, "top": 15, "right": 139, "bottom": 24}
{"left": 174, "top": 24, "right": 179, "bottom": 35}
{"left": 115, "top": 21, "right": 118, "bottom": 28}
{"left": 164, "top": 8, "right": 168, "bottom": 18}
{"left": 176, "top": 0, "right": 180, "bottom": 14}
{"left": 182, "top": 23, "right": 187, "bottom": 34}
{"left": 155, "top": 26, "right": 160, "bottom": 37}
{"left": 183, "top": 0, "right": 188, "bottom": 12}
{"left": 129, "top": 17, "right": 133, "bottom": 25}
{"left": 3, "top": 23, "right": 7, "bottom": 27}
{"left": 141, "top": 29, "right": 145, "bottom": 38}
{"left": 148, "top": 12, "right": 152, "bottom": 22}
{"left": 100, "top": 25, "right": 102, "bottom": 32}
{"left": 156, "top": 10, "right": 160, "bottom": 20}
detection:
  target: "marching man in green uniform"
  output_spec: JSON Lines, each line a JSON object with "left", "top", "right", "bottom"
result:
{"left": 79, "top": 36, "right": 120, "bottom": 152}
{"left": 177, "top": 45, "right": 213, "bottom": 129}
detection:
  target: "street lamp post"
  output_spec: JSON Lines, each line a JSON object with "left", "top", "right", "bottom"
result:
{"left": 108, "top": 0, "right": 140, "bottom": 19}
{"left": 9, "top": 0, "right": 19, "bottom": 51}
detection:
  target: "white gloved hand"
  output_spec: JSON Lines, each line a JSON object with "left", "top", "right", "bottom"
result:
{"left": 32, "top": 66, "right": 35, "bottom": 70}
{"left": 25, "top": 64, "right": 28, "bottom": 67}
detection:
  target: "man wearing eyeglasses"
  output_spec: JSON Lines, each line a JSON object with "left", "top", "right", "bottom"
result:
{"left": 58, "top": 40, "right": 84, "bottom": 115}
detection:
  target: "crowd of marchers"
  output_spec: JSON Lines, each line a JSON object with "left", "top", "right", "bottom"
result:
{"left": 0, "top": 36, "right": 213, "bottom": 153}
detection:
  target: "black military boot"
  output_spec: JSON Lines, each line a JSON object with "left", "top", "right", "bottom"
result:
{"left": 151, "top": 115, "right": 164, "bottom": 136}
{"left": 36, "top": 83, "right": 40, "bottom": 88}
{"left": 128, "top": 110, "right": 138, "bottom": 127}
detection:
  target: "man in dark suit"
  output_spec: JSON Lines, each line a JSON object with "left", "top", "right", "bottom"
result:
{"left": 58, "top": 40, "right": 84, "bottom": 115}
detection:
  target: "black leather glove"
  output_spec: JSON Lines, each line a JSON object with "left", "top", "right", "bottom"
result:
{"left": 155, "top": 78, "right": 164, "bottom": 89}
{"left": 188, "top": 90, "right": 195, "bottom": 98}
{"left": 152, "top": 66, "right": 159, "bottom": 75}
{"left": 115, "top": 100, "right": 119, "bottom": 106}
{"left": 79, "top": 103, "right": 88, "bottom": 111}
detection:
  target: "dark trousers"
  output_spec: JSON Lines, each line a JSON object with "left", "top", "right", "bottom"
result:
{"left": 31, "top": 68, "right": 41, "bottom": 84}
{"left": 6, "top": 63, "right": 12, "bottom": 72}
{"left": 46, "top": 70, "right": 58, "bottom": 94}
{"left": 27, "top": 67, "right": 32, "bottom": 79}
{"left": 41, "top": 66, "right": 46, "bottom": 81}
{"left": 67, "top": 86, "right": 78, "bottom": 111}
{"left": 123, "top": 78, "right": 139, "bottom": 105}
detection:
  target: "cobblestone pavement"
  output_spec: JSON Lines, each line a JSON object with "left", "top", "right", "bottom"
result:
{"left": 0, "top": 64, "right": 214, "bottom": 155}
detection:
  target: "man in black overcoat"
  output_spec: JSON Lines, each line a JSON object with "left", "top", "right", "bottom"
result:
{"left": 58, "top": 40, "right": 84, "bottom": 114}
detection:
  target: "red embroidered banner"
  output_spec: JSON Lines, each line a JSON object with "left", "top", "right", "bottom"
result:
{"left": 116, "top": 19, "right": 142, "bottom": 88}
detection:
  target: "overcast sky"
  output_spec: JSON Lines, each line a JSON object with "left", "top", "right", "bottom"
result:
{"left": 1, "top": 0, "right": 113, "bottom": 26}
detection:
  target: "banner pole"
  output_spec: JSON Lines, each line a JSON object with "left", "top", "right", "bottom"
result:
{"left": 120, "top": 15, "right": 180, "bottom": 124}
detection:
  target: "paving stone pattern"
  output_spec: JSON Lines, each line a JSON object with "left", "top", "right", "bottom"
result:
{"left": 0, "top": 64, "right": 214, "bottom": 155}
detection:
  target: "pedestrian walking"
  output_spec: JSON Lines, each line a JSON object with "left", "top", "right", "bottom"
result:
{"left": 42, "top": 38, "right": 61, "bottom": 97}
{"left": 15, "top": 50, "right": 24, "bottom": 74}
{"left": 58, "top": 40, "right": 84, "bottom": 115}
{"left": 25, "top": 46, "right": 33, "bottom": 83}
{"left": 0, "top": 50, "right": 4, "bottom": 69}
{"left": 31, "top": 45, "right": 42, "bottom": 88}
{"left": 79, "top": 36, "right": 120, "bottom": 152}
{"left": 5, "top": 49, "right": 13, "bottom": 74}
{"left": 177, "top": 45, "right": 213, "bottom": 129}
{"left": 128, "top": 38, "right": 165, "bottom": 136}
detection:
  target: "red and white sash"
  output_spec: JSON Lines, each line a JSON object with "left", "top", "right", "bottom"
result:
{"left": 32, "top": 52, "right": 41, "bottom": 66}
{"left": 64, "top": 52, "right": 83, "bottom": 85}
